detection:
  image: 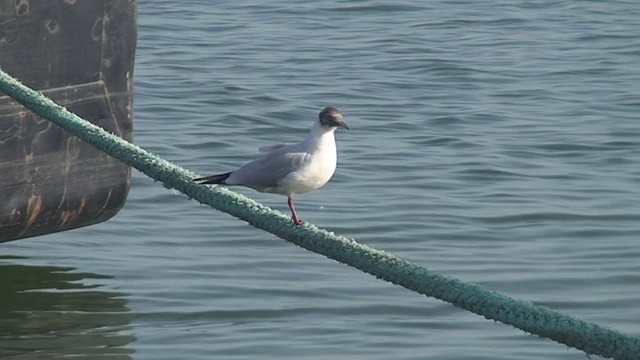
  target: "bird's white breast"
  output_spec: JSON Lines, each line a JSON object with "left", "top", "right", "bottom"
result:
{"left": 278, "top": 131, "right": 337, "bottom": 195}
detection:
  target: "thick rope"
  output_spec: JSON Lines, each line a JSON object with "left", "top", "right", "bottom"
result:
{"left": 1, "top": 68, "right": 639, "bottom": 360}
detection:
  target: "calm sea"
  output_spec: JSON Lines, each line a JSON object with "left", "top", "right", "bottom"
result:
{"left": 2, "top": 0, "right": 640, "bottom": 359}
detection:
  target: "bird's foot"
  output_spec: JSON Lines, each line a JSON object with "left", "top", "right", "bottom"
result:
{"left": 292, "top": 217, "right": 305, "bottom": 225}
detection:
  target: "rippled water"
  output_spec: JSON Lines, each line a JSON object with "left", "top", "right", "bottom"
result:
{"left": 2, "top": 1, "right": 640, "bottom": 359}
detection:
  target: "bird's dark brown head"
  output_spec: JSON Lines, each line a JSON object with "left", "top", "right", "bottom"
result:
{"left": 319, "top": 107, "right": 349, "bottom": 130}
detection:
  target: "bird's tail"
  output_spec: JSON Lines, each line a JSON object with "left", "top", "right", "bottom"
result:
{"left": 194, "top": 172, "right": 232, "bottom": 185}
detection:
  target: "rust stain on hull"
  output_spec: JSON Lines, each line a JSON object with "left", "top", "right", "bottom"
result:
{"left": 59, "top": 197, "right": 87, "bottom": 227}
{"left": 19, "top": 194, "right": 43, "bottom": 236}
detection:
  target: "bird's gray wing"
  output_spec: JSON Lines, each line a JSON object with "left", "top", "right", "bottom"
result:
{"left": 226, "top": 145, "right": 311, "bottom": 190}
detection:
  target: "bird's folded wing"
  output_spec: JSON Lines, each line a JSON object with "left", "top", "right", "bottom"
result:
{"left": 229, "top": 146, "right": 311, "bottom": 189}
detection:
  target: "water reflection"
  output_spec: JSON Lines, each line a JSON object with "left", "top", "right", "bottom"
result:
{"left": 0, "top": 256, "right": 135, "bottom": 359}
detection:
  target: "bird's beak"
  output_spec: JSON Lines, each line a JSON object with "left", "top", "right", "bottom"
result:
{"left": 335, "top": 120, "right": 350, "bottom": 130}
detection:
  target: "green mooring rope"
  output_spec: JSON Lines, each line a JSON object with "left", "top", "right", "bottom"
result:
{"left": 1, "top": 68, "right": 639, "bottom": 360}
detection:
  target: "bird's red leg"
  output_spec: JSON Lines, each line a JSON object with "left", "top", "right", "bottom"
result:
{"left": 287, "top": 196, "right": 304, "bottom": 225}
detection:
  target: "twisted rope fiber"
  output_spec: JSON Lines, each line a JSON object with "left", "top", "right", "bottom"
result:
{"left": 1, "top": 69, "right": 639, "bottom": 360}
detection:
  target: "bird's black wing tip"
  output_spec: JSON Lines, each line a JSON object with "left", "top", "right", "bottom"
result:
{"left": 193, "top": 172, "right": 232, "bottom": 185}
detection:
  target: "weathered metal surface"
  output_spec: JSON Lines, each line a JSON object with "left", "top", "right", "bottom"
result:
{"left": 0, "top": 0, "right": 136, "bottom": 242}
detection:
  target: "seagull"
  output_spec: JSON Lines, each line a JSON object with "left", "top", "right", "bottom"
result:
{"left": 194, "top": 107, "right": 349, "bottom": 225}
